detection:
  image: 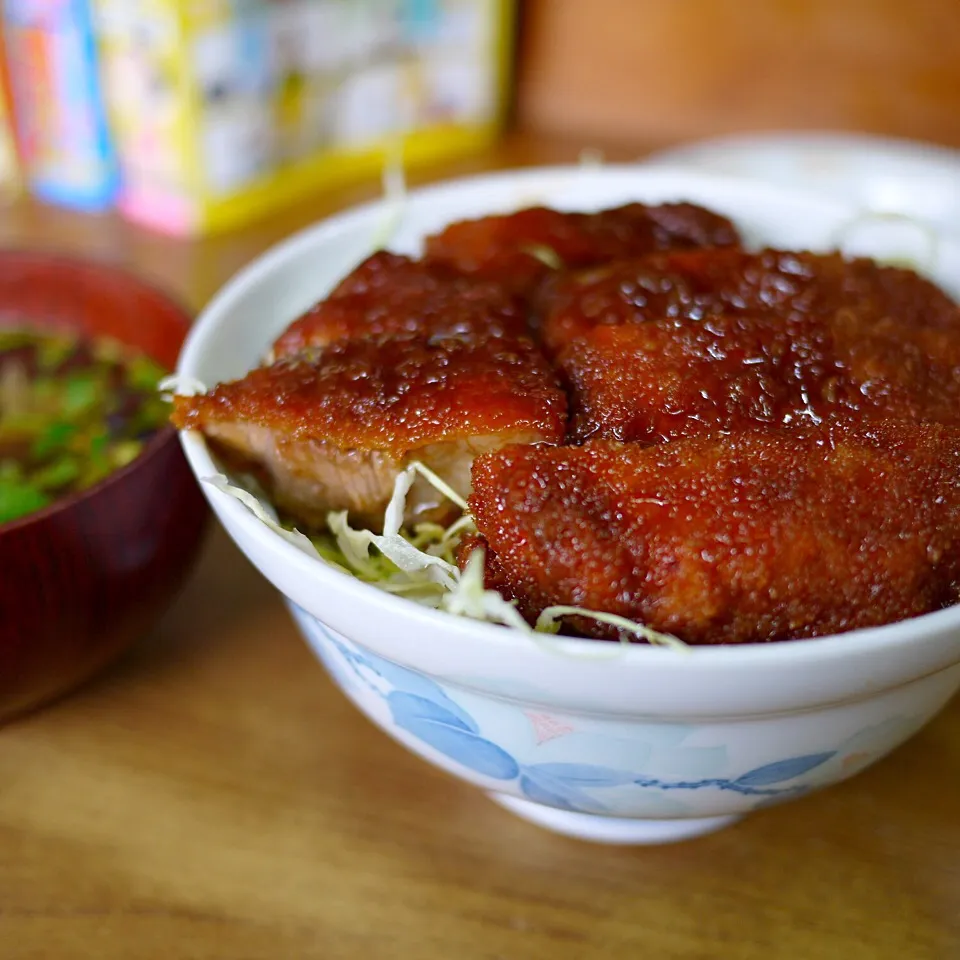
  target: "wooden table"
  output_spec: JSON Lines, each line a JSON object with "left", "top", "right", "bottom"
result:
{"left": 0, "top": 134, "right": 957, "bottom": 960}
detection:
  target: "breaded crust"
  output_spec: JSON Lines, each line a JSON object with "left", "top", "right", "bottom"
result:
{"left": 467, "top": 424, "right": 960, "bottom": 644}
{"left": 424, "top": 203, "right": 741, "bottom": 297}
{"left": 561, "top": 311, "right": 960, "bottom": 443}
{"left": 272, "top": 251, "right": 528, "bottom": 358}
{"left": 173, "top": 333, "right": 566, "bottom": 529}
{"left": 175, "top": 334, "right": 566, "bottom": 454}
{"left": 539, "top": 248, "right": 960, "bottom": 357}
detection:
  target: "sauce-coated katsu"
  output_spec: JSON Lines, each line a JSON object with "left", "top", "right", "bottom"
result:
{"left": 561, "top": 309, "right": 960, "bottom": 444}
{"left": 272, "top": 251, "right": 528, "bottom": 359}
{"left": 467, "top": 424, "right": 960, "bottom": 644}
{"left": 174, "top": 199, "right": 960, "bottom": 644}
{"left": 173, "top": 332, "right": 566, "bottom": 529}
{"left": 424, "top": 202, "right": 741, "bottom": 298}
{"left": 538, "top": 248, "right": 960, "bottom": 358}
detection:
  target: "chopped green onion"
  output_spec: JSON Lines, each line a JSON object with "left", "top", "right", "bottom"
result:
{"left": 0, "top": 330, "right": 170, "bottom": 525}
{"left": 31, "top": 456, "right": 81, "bottom": 491}
{"left": 0, "top": 476, "right": 50, "bottom": 522}
{"left": 36, "top": 334, "right": 75, "bottom": 370}
{"left": 127, "top": 354, "right": 169, "bottom": 392}
{"left": 63, "top": 374, "right": 99, "bottom": 416}
{"left": 31, "top": 421, "right": 77, "bottom": 458}
{"left": 110, "top": 440, "right": 143, "bottom": 469}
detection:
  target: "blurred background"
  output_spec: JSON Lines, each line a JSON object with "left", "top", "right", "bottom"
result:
{"left": 0, "top": 0, "right": 958, "bottom": 237}
{"left": 519, "top": 0, "right": 960, "bottom": 150}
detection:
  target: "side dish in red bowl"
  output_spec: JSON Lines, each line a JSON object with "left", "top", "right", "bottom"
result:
{"left": 0, "top": 252, "right": 209, "bottom": 724}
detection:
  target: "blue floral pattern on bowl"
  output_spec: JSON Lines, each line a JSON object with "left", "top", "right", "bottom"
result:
{"left": 294, "top": 606, "right": 926, "bottom": 820}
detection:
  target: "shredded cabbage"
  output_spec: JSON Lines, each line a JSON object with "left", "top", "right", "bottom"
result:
{"left": 407, "top": 460, "right": 467, "bottom": 511}
{"left": 536, "top": 606, "right": 689, "bottom": 650}
{"left": 831, "top": 210, "right": 940, "bottom": 273}
{"left": 159, "top": 373, "right": 207, "bottom": 401}
{"left": 370, "top": 140, "right": 408, "bottom": 251}
{"left": 204, "top": 460, "right": 686, "bottom": 650}
{"left": 439, "top": 545, "right": 531, "bottom": 631}
{"left": 202, "top": 474, "right": 337, "bottom": 568}
{"left": 520, "top": 243, "right": 563, "bottom": 270}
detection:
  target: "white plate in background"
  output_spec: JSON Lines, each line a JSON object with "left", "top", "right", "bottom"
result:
{"left": 644, "top": 132, "right": 960, "bottom": 244}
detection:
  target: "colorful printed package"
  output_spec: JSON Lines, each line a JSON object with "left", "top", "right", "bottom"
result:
{"left": 2, "top": 0, "right": 119, "bottom": 210}
{"left": 93, "top": 0, "right": 514, "bottom": 236}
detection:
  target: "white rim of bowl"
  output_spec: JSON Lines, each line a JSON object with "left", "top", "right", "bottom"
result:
{"left": 176, "top": 163, "right": 960, "bottom": 668}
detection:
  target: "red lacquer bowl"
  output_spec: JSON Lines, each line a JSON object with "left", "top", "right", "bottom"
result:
{"left": 0, "top": 252, "right": 209, "bottom": 724}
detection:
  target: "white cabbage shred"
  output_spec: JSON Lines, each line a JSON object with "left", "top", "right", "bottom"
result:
{"left": 370, "top": 140, "right": 408, "bottom": 250}
{"left": 831, "top": 210, "right": 940, "bottom": 273}
{"left": 203, "top": 474, "right": 335, "bottom": 567}
{"left": 159, "top": 373, "right": 207, "bottom": 401}
{"left": 520, "top": 243, "right": 563, "bottom": 270}
{"left": 206, "top": 463, "right": 687, "bottom": 650}
{"left": 535, "top": 607, "right": 688, "bottom": 651}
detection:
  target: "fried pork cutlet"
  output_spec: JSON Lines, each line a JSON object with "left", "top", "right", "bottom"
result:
{"left": 466, "top": 423, "right": 960, "bottom": 644}
{"left": 173, "top": 333, "right": 566, "bottom": 530}
{"left": 539, "top": 247, "right": 960, "bottom": 358}
{"left": 562, "top": 310, "right": 960, "bottom": 443}
{"left": 423, "top": 202, "right": 741, "bottom": 299}
{"left": 271, "top": 251, "right": 528, "bottom": 359}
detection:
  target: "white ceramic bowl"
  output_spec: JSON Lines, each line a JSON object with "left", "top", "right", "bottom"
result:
{"left": 176, "top": 166, "right": 960, "bottom": 845}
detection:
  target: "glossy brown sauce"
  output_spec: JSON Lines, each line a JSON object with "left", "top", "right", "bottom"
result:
{"left": 174, "top": 200, "right": 960, "bottom": 643}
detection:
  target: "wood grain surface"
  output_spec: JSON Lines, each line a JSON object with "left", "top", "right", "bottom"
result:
{"left": 0, "top": 133, "right": 957, "bottom": 960}
{"left": 518, "top": 0, "right": 960, "bottom": 150}
{"left": 0, "top": 254, "right": 208, "bottom": 723}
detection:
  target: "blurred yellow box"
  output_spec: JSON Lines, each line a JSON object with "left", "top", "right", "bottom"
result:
{"left": 0, "top": 88, "right": 19, "bottom": 199}
{"left": 92, "top": 0, "right": 514, "bottom": 236}
{"left": 0, "top": 30, "right": 22, "bottom": 201}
